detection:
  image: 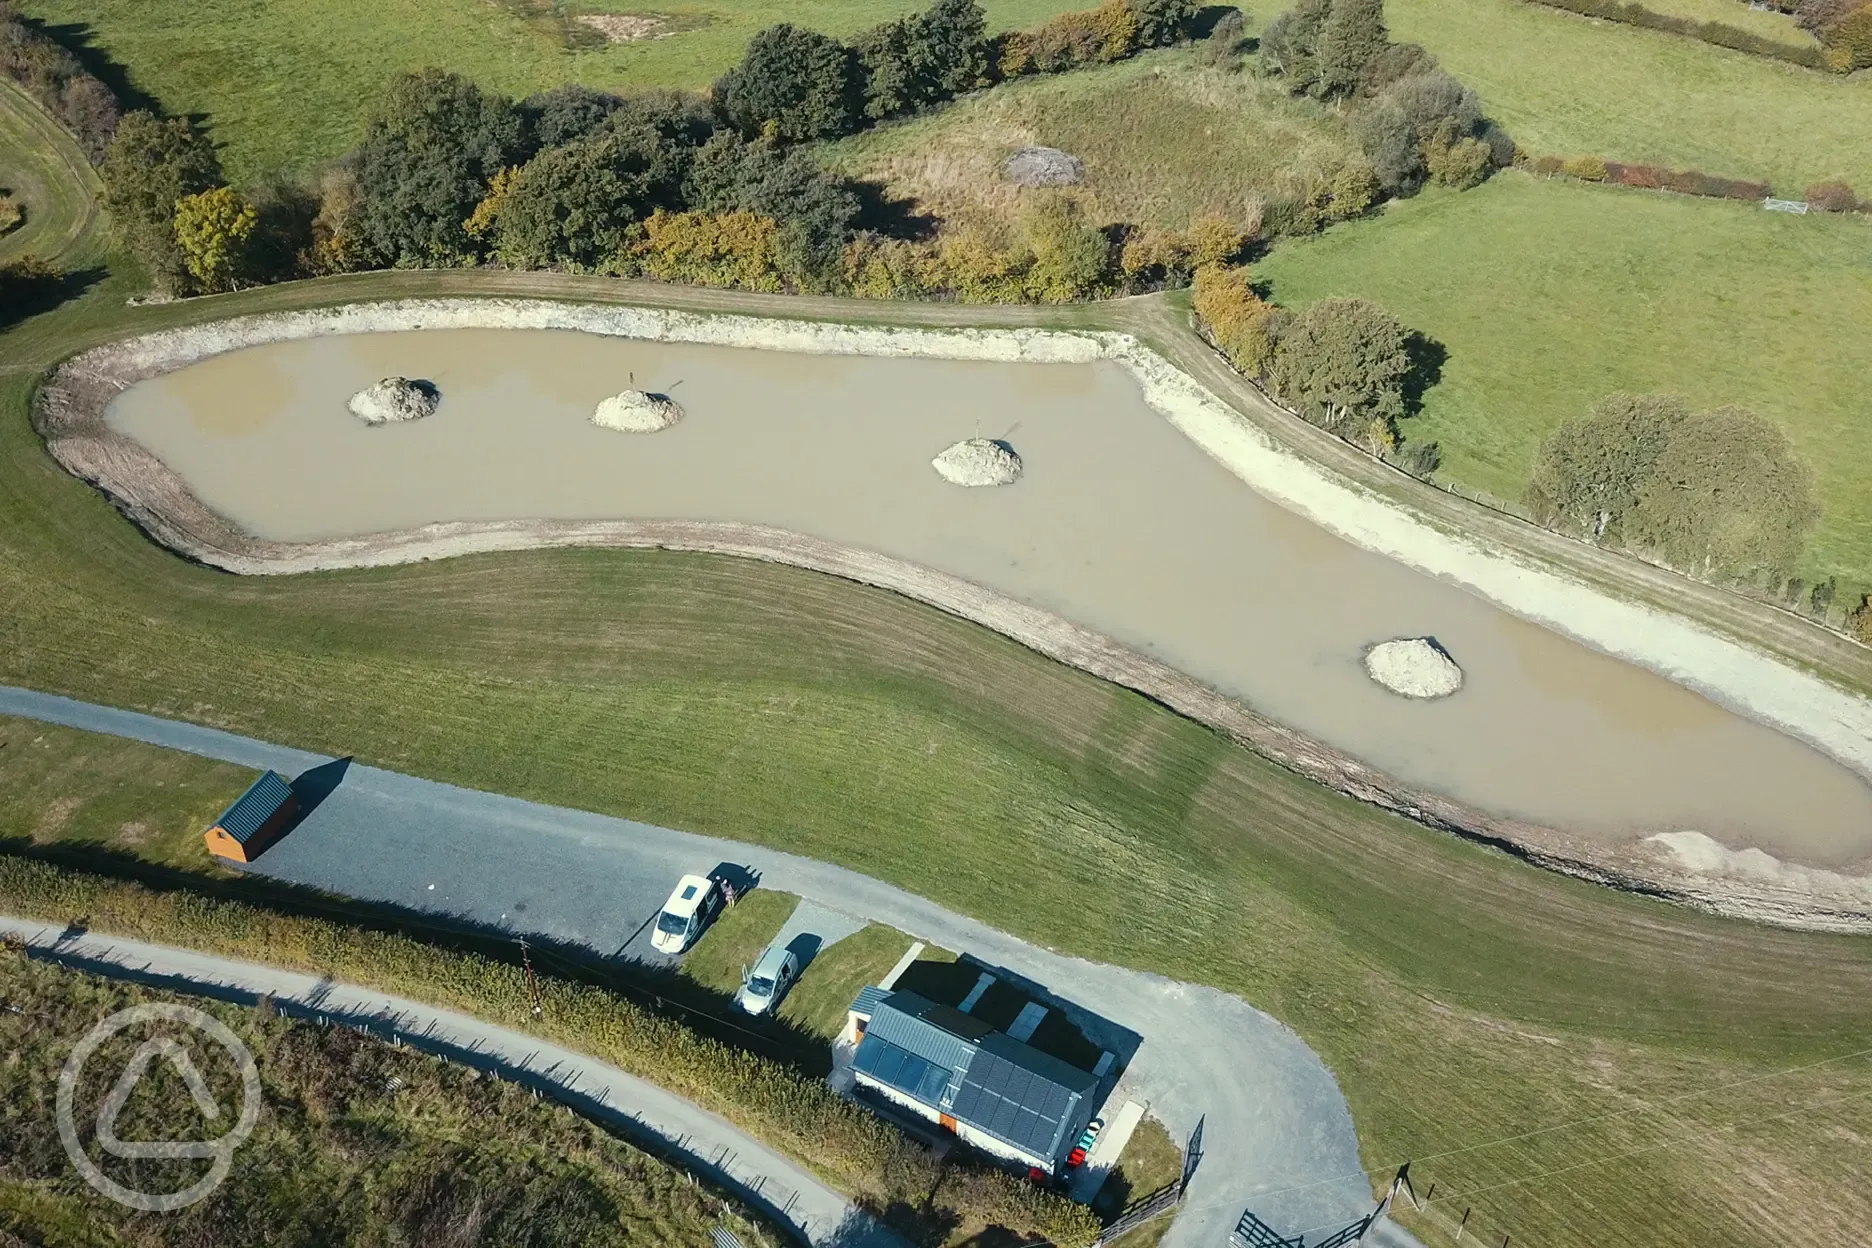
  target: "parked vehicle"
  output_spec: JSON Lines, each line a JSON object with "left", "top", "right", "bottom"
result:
{"left": 737, "top": 943, "right": 801, "bottom": 1015}
{"left": 651, "top": 873, "right": 724, "bottom": 954}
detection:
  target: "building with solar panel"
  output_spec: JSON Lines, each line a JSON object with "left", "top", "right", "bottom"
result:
{"left": 203, "top": 771, "right": 301, "bottom": 863}
{"left": 846, "top": 985, "right": 1100, "bottom": 1176}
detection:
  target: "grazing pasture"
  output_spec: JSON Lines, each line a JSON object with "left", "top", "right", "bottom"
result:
{"left": 1259, "top": 172, "right": 1872, "bottom": 583}
{"left": 15, "top": 0, "right": 1088, "bottom": 185}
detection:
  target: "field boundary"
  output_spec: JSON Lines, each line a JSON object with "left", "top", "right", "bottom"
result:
{"left": 31, "top": 296, "right": 1872, "bottom": 928}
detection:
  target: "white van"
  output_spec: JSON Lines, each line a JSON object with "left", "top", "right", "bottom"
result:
{"left": 651, "top": 874, "right": 723, "bottom": 954}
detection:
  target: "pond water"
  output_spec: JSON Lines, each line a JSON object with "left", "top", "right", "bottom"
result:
{"left": 106, "top": 328, "right": 1872, "bottom": 868}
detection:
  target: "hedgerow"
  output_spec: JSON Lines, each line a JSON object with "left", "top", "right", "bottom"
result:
{"left": 0, "top": 855, "right": 1101, "bottom": 1247}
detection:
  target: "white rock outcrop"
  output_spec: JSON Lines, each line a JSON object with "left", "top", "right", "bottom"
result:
{"left": 1364, "top": 637, "right": 1464, "bottom": 699}
{"left": 1003, "top": 146, "right": 1084, "bottom": 188}
{"left": 932, "top": 438, "right": 1022, "bottom": 487}
{"left": 593, "top": 389, "right": 683, "bottom": 433}
{"left": 348, "top": 377, "right": 438, "bottom": 425}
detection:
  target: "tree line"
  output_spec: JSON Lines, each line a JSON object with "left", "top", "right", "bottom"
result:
{"left": 1193, "top": 264, "right": 1441, "bottom": 475}
{"left": 1259, "top": 0, "right": 1515, "bottom": 196}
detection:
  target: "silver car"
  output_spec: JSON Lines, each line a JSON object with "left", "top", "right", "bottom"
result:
{"left": 737, "top": 944, "right": 800, "bottom": 1015}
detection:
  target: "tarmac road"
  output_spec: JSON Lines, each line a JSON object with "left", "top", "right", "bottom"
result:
{"left": 1, "top": 684, "right": 1424, "bottom": 1248}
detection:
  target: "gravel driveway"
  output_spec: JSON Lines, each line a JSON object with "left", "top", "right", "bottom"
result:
{"left": 1, "top": 685, "right": 1423, "bottom": 1248}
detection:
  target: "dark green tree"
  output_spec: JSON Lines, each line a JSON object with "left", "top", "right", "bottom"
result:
{"left": 353, "top": 69, "right": 528, "bottom": 266}
{"left": 1626, "top": 406, "right": 1820, "bottom": 580}
{"left": 1525, "top": 393, "right": 1690, "bottom": 539}
{"left": 854, "top": 19, "right": 919, "bottom": 120}
{"left": 493, "top": 116, "right": 689, "bottom": 270}
{"left": 1268, "top": 297, "right": 1412, "bottom": 441}
{"left": 98, "top": 111, "right": 221, "bottom": 292}
{"left": 684, "top": 134, "right": 860, "bottom": 286}
{"left": 712, "top": 24, "right": 860, "bottom": 142}
{"left": 1316, "top": 0, "right": 1390, "bottom": 96}
{"left": 1127, "top": 0, "right": 1200, "bottom": 47}
{"left": 914, "top": 0, "right": 990, "bottom": 95}
{"left": 520, "top": 84, "right": 626, "bottom": 148}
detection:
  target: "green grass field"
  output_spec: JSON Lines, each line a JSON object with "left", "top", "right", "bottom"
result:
{"left": 0, "top": 714, "right": 251, "bottom": 868}
{"left": 1259, "top": 171, "right": 1872, "bottom": 583}
{"left": 3, "top": 950, "right": 777, "bottom": 1248}
{"left": 824, "top": 48, "right": 1365, "bottom": 232}
{"left": 17, "top": 0, "right": 1086, "bottom": 187}
{"left": 1217, "top": 0, "right": 1870, "bottom": 190}
{"left": 1372, "top": 0, "right": 1872, "bottom": 190}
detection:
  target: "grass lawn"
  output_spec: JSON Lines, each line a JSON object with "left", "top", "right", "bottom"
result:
{"left": 1258, "top": 171, "right": 1872, "bottom": 584}
{"left": 2, "top": 949, "right": 778, "bottom": 1247}
{"left": 823, "top": 48, "right": 1365, "bottom": 232}
{"left": 1631, "top": 0, "right": 1818, "bottom": 47}
{"left": 0, "top": 714, "right": 252, "bottom": 869}
{"left": 0, "top": 80, "right": 102, "bottom": 268}
{"left": 778, "top": 922, "right": 916, "bottom": 1039}
{"left": 680, "top": 888, "right": 798, "bottom": 997}
{"left": 1093, "top": 1117, "right": 1183, "bottom": 1248}
{"left": 17, "top": 0, "right": 1088, "bottom": 187}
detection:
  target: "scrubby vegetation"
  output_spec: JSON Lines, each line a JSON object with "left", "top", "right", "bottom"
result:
{"left": 2, "top": 949, "right": 779, "bottom": 1248}
{"left": 824, "top": 50, "right": 1377, "bottom": 237}
{"left": 77, "top": 0, "right": 1503, "bottom": 306}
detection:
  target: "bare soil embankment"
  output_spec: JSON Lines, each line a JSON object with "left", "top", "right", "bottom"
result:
{"left": 33, "top": 297, "right": 1872, "bottom": 929}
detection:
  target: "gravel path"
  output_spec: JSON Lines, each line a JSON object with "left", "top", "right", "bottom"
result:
{"left": 0, "top": 684, "right": 1420, "bottom": 1248}
{"left": 0, "top": 916, "right": 899, "bottom": 1248}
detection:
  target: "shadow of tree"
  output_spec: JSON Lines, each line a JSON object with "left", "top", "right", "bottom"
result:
{"left": 1402, "top": 330, "right": 1448, "bottom": 417}
{"left": 0, "top": 264, "right": 107, "bottom": 333}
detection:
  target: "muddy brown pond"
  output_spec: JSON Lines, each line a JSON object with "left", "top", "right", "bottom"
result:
{"left": 105, "top": 328, "right": 1872, "bottom": 869}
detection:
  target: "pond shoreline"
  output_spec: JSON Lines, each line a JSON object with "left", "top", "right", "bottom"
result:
{"left": 34, "top": 297, "right": 1872, "bottom": 930}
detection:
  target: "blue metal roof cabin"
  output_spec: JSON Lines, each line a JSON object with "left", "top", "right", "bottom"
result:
{"left": 203, "top": 772, "right": 301, "bottom": 863}
{"left": 848, "top": 987, "right": 1099, "bottom": 1174}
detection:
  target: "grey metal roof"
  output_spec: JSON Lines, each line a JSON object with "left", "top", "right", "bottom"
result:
{"left": 851, "top": 988, "right": 1098, "bottom": 1163}
{"left": 850, "top": 984, "right": 891, "bottom": 1018}
{"left": 213, "top": 772, "right": 295, "bottom": 845}
{"left": 860, "top": 992, "right": 978, "bottom": 1075}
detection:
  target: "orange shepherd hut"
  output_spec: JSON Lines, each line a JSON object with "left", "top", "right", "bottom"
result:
{"left": 204, "top": 771, "right": 300, "bottom": 863}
